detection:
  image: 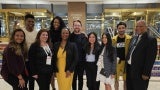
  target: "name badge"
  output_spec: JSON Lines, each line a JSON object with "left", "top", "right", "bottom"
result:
{"left": 46, "top": 56, "right": 52, "bottom": 65}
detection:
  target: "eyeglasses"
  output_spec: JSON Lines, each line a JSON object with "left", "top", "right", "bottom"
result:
{"left": 136, "top": 26, "right": 145, "bottom": 28}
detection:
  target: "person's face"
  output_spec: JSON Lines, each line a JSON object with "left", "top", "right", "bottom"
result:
{"left": 73, "top": 21, "right": 82, "bottom": 33}
{"left": 53, "top": 19, "right": 60, "bottom": 30}
{"left": 102, "top": 34, "right": 107, "bottom": 45}
{"left": 61, "top": 29, "right": 69, "bottom": 40}
{"left": 89, "top": 34, "right": 96, "bottom": 45}
{"left": 14, "top": 31, "right": 25, "bottom": 44}
{"left": 117, "top": 25, "right": 126, "bottom": 35}
{"left": 40, "top": 32, "right": 48, "bottom": 43}
{"left": 25, "top": 18, "right": 34, "bottom": 30}
{"left": 135, "top": 21, "right": 147, "bottom": 35}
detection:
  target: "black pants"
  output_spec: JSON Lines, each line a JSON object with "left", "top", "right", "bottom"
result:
{"left": 26, "top": 61, "right": 35, "bottom": 90}
{"left": 36, "top": 73, "right": 52, "bottom": 90}
{"left": 7, "top": 74, "right": 28, "bottom": 90}
{"left": 72, "top": 61, "right": 85, "bottom": 90}
{"left": 85, "top": 62, "right": 100, "bottom": 90}
{"left": 126, "top": 64, "right": 149, "bottom": 90}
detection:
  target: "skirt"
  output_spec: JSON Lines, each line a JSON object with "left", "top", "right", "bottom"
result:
{"left": 96, "top": 69, "right": 114, "bottom": 85}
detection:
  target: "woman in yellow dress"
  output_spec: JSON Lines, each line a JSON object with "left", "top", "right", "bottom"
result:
{"left": 52, "top": 27, "right": 78, "bottom": 90}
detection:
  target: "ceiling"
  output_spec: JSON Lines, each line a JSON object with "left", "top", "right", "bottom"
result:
{"left": 1, "top": 0, "right": 160, "bottom": 4}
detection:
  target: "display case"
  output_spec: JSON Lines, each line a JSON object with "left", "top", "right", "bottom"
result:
{"left": 0, "top": 9, "right": 53, "bottom": 41}
{"left": 104, "top": 9, "right": 160, "bottom": 79}
{"left": 103, "top": 9, "right": 160, "bottom": 35}
{"left": 86, "top": 15, "right": 102, "bottom": 39}
{"left": 0, "top": 13, "right": 6, "bottom": 37}
{"left": 0, "top": 9, "right": 53, "bottom": 72}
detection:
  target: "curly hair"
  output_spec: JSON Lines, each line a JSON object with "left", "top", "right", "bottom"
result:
{"left": 50, "top": 16, "right": 66, "bottom": 31}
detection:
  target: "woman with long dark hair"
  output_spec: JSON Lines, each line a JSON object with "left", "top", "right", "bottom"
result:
{"left": 84, "top": 32, "right": 101, "bottom": 90}
{"left": 52, "top": 27, "right": 78, "bottom": 90}
{"left": 49, "top": 16, "right": 66, "bottom": 45}
{"left": 1, "top": 29, "right": 28, "bottom": 90}
{"left": 49, "top": 16, "right": 66, "bottom": 90}
{"left": 96, "top": 33, "right": 116, "bottom": 90}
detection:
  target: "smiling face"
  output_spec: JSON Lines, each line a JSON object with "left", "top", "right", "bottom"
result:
{"left": 117, "top": 25, "right": 126, "bottom": 35}
{"left": 53, "top": 19, "right": 60, "bottom": 30}
{"left": 73, "top": 21, "right": 82, "bottom": 34}
{"left": 40, "top": 32, "right": 48, "bottom": 43}
{"left": 135, "top": 20, "right": 147, "bottom": 35}
{"left": 25, "top": 18, "right": 35, "bottom": 31}
{"left": 14, "top": 31, "right": 25, "bottom": 44}
{"left": 102, "top": 34, "right": 108, "bottom": 45}
{"left": 61, "top": 28, "right": 70, "bottom": 41}
{"left": 88, "top": 33, "right": 96, "bottom": 45}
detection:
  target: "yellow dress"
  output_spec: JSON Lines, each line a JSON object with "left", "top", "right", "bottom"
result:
{"left": 56, "top": 47, "right": 74, "bottom": 90}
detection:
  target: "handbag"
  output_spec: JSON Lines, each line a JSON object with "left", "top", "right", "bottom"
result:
{"left": 99, "top": 47, "right": 107, "bottom": 77}
{"left": 100, "top": 68, "right": 107, "bottom": 77}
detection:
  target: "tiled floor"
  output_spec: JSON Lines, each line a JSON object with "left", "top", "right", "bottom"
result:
{"left": 0, "top": 76, "right": 160, "bottom": 90}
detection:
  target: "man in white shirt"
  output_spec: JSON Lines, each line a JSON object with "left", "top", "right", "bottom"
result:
{"left": 23, "top": 14, "right": 37, "bottom": 90}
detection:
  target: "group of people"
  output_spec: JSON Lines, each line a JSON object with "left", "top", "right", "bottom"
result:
{"left": 0, "top": 13, "right": 157, "bottom": 90}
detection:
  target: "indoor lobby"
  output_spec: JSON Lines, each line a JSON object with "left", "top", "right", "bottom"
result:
{"left": 0, "top": 0, "right": 160, "bottom": 90}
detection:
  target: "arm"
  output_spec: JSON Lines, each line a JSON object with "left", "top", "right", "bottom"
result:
{"left": 28, "top": 44, "right": 38, "bottom": 76}
{"left": 111, "top": 47, "right": 117, "bottom": 75}
{"left": 69, "top": 43, "right": 78, "bottom": 72}
{"left": 142, "top": 37, "right": 157, "bottom": 77}
{"left": 5, "top": 47, "right": 24, "bottom": 77}
{"left": 51, "top": 43, "right": 59, "bottom": 73}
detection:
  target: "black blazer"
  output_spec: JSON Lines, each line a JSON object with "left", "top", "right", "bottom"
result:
{"left": 127, "top": 32, "right": 157, "bottom": 79}
{"left": 28, "top": 43, "right": 53, "bottom": 75}
{"left": 52, "top": 41, "right": 78, "bottom": 73}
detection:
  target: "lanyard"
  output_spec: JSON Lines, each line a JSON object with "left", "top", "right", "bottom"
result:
{"left": 43, "top": 45, "right": 52, "bottom": 56}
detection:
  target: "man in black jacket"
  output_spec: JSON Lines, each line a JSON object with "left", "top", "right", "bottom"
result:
{"left": 126, "top": 20, "right": 157, "bottom": 90}
{"left": 70, "top": 20, "right": 87, "bottom": 90}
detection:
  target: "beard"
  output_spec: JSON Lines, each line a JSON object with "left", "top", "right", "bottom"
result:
{"left": 74, "top": 29, "right": 80, "bottom": 33}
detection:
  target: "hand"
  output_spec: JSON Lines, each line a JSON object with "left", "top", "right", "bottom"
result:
{"left": 66, "top": 71, "right": 71, "bottom": 78}
{"left": 52, "top": 73, "right": 56, "bottom": 77}
{"left": 32, "top": 75, "right": 38, "bottom": 79}
{"left": 51, "top": 74, "right": 55, "bottom": 82}
{"left": 18, "top": 79, "right": 25, "bottom": 88}
{"left": 142, "top": 75, "right": 149, "bottom": 80}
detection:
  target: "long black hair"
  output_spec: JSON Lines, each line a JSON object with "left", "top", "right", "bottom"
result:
{"left": 49, "top": 16, "right": 66, "bottom": 44}
{"left": 86, "top": 32, "right": 100, "bottom": 55}
{"left": 60, "top": 27, "right": 71, "bottom": 53}
{"left": 101, "top": 33, "right": 114, "bottom": 62}
{"left": 50, "top": 16, "right": 66, "bottom": 31}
